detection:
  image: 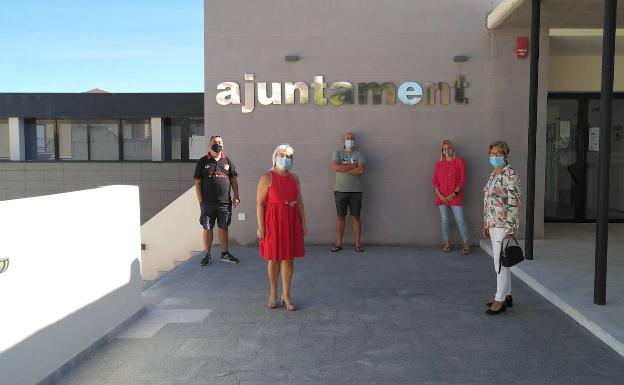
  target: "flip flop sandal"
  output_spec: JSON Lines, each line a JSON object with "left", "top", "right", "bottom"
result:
{"left": 355, "top": 246, "right": 365, "bottom": 252}
{"left": 442, "top": 245, "right": 451, "bottom": 252}
{"left": 462, "top": 247, "right": 471, "bottom": 255}
{"left": 330, "top": 245, "right": 343, "bottom": 252}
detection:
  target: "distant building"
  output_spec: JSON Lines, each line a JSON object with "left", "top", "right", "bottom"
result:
{"left": 0, "top": 92, "right": 204, "bottom": 223}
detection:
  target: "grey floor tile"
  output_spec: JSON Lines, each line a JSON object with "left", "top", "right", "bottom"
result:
{"left": 50, "top": 246, "right": 624, "bottom": 385}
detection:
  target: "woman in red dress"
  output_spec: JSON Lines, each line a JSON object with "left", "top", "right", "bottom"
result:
{"left": 256, "top": 144, "right": 306, "bottom": 311}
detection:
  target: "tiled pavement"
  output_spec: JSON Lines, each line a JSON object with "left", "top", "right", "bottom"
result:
{"left": 53, "top": 246, "right": 624, "bottom": 385}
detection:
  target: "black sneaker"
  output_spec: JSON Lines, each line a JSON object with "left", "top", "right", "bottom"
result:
{"left": 200, "top": 253, "right": 212, "bottom": 266}
{"left": 220, "top": 251, "right": 240, "bottom": 264}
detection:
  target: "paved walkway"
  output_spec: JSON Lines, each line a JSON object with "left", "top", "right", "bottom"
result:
{"left": 481, "top": 223, "right": 624, "bottom": 356}
{"left": 54, "top": 247, "right": 624, "bottom": 385}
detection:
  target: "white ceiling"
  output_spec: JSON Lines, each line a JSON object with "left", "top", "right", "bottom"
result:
{"left": 488, "top": 0, "right": 624, "bottom": 29}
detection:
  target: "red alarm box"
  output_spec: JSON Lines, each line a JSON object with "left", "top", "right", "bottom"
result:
{"left": 515, "top": 37, "right": 529, "bottom": 59}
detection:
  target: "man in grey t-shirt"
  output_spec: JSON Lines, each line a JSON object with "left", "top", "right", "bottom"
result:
{"left": 330, "top": 132, "right": 366, "bottom": 252}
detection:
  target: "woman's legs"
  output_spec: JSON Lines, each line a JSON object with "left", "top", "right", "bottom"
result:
{"left": 280, "top": 260, "right": 294, "bottom": 300}
{"left": 451, "top": 206, "right": 470, "bottom": 244}
{"left": 280, "top": 260, "right": 296, "bottom": 310}
{"left": 489, "top": 227, "right": 511, "bottom": 302}
{"left": 439, "top": 205, "right": 451, "bottom": 247}
{"left": 267, "top": 261, "right": 280, "bottom": 303}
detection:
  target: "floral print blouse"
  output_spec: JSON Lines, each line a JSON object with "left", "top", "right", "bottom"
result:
{"left": 483, "top": 164, "right": 522, "bottom": 234}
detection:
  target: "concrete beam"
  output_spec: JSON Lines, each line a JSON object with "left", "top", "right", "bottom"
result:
{"left": 487, "top": 0, "right": 529, "bottom": 30}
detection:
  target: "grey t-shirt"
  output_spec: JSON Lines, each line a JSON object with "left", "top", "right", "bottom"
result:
{"left": 332, "top": 149, "right": 366, "bottom": 192}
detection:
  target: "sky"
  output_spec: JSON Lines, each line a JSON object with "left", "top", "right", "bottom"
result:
{"left": 0, "top": 0, "right": 204, "bottom": 93}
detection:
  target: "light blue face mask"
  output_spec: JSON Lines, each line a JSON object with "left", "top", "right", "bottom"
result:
{"left": 275, "top": 156, "right": 292, "bottom": 170}
{"left": 490, "top": 156, "right": 506, "bottom": 168}
{"left": 345, "top": 140, "right": 355, "bottom": 148}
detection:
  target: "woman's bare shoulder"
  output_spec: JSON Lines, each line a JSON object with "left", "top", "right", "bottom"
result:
{"left": 259, "top": 171, "right": 273, "bottom": 183}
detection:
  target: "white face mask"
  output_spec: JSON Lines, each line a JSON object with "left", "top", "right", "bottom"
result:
{"left": 345, "top": 139, "right": 355, "bottom": 148}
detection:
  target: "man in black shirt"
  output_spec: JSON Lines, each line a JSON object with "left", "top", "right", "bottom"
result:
{"left": 193, "top": 135, "right": 240, "bottom": 265}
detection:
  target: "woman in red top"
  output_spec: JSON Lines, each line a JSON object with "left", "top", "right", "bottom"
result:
{"left": 256, "top": 144, "right": 306, "bottom": 311}
{"left": 432, "top": 139, "right": 470, "bottom": 254}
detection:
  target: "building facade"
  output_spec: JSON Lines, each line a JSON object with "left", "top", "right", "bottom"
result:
{"left": 203, "top": 0, "right": 547, "bottom": 246}
{"left": 0, "top": 93, "right": 203, "bottom": 223}
{"left": 1, "top": 0, "right": 622, "bottom": 246}
{"left": 203, "top": 0, "right": 624, "bottom": 246}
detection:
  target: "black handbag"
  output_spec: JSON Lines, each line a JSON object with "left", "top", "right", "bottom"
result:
{"left": 498, "top": 236, "right": 525, "bottom": 273}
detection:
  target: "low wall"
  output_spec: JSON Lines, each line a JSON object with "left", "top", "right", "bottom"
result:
{"left": 140, "top": 187, "right": 204, "bottom": 280}
{"left": 0, "top": 186, "right": 143, "bottom": 385}
{"left": 0, "top": 162, "right": 196, "bottom": 224}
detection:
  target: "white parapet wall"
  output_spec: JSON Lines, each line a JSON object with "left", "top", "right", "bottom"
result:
{"left": 0, "top": 186, "right": 143, "bottom": 385}
{"left": 140, "top": 187, "right": 204, "bottom": 281}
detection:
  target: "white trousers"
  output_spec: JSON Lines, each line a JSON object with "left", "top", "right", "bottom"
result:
{"left": 490, "top": 227, "right": 512, "bottom": 301}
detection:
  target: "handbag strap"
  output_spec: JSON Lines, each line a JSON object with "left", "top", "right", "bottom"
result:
{"left": 504, "top": 235, "right": 519, "bottom": 249}
{"left": 498, "top": 240, "right": 503, "bottom": 274}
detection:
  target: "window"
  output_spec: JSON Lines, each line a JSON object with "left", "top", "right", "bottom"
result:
{"left": 164, "top": 117, "right": 204, "bottom": 161}
{"left": 90, "top": 120, "right": 120, "bottom": 160}
{"left": 0, "top": 119, "right": 9, "bottom": 160}
{"left": 165, "top": 118, "right": 183, "bottom": 160}
{"left": 189, "top": 118, "right": 205, "bottom": 160}
{"left": 25, "top": 119, "right": 56, "bottom": 160}
{"left": 122, "top": 119, "right": 152, "bottom": 160}
{"left": 19, "top": 117, "right": 198, "bottom": 162}
{"left": 57, "top": 120, "right": 88, "bottom": 160}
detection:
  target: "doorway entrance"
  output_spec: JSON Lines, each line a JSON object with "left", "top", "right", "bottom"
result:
{"left": 545, "top": 93, "right": 624, "bottom": 222}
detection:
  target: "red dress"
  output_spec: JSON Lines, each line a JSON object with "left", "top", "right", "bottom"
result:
{"left": 260, "top": 171, "right": 305, "bottom": 261}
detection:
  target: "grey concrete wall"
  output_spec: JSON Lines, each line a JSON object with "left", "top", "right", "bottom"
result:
{"left": 203, "top": 0, "right": 548, "bottom": 246}
{"left": 204, "top": 0, "right": 548, "bottom": 246}
{"left": 0, "top": 162, "right": 196, "bottom": 224}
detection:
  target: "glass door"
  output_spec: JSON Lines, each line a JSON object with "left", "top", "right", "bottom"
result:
{"left": 546, "top": 94, "right": 624, "bottom": 222}
{"left": 586, "top": 98, "right": 624, "bottom": 220}
{"left": 545, "top": 98, "right": 582, "bottom": 220}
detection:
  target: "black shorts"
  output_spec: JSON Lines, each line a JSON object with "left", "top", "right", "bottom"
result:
{"left": 200, "top": 202, "right": 232, "bottom": 229}
{"left": 334, "top": 191, "right": 363, "bottom": 217}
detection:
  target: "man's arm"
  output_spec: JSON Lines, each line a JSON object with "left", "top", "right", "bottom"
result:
{"left": 332, "top": 160, "right": 357, "bottom": 173}
{"left": 345, "top": 162, "right": 366, "bottom": 176}
{"left": 194, "top": 179, "right": 203, "bottom": 203}
{"left": 193, "top": 160, "right": 204, "bottom": 204}
{"left": 230, "top": 176, "right": 240, "bottom": 206}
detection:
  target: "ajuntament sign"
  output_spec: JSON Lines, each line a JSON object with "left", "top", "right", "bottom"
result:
{"left": 216, "top": 74, "right": 469, "bottom": 113}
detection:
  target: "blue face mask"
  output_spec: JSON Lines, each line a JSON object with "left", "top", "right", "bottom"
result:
{"left": 345, "top": 140, "right": 355, "bottom": 148}
{"left": 490, "top": 156, "right": 505, "bottom": 168}
{"left": 275, "top": 157, "right": 292, "bottom": 170}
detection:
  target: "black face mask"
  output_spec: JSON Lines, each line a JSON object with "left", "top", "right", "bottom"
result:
{"left": 211, "top": 144, "right": 223, "bottom": 153}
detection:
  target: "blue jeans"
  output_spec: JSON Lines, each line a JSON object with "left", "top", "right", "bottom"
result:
{"left": 439, "top": 205, "right": 469, "bottom": 243}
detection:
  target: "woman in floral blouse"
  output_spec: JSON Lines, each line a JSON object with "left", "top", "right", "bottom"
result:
{"left": 483, "top": 141, "right": 521, "bottom": 315}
